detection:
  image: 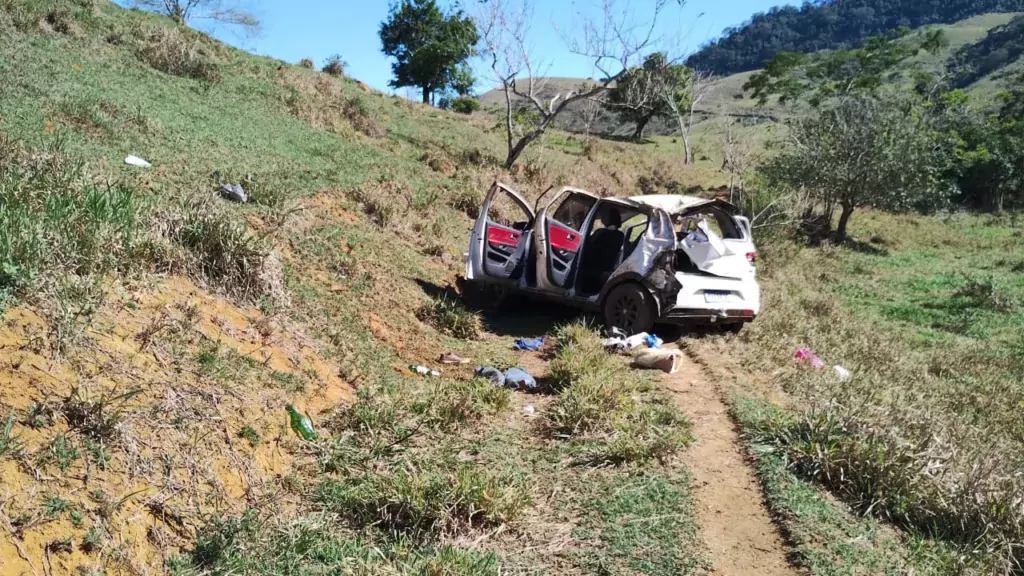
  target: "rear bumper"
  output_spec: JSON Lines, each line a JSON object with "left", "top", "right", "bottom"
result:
{"left": 661, "top": 308, "right": 756, "bottom": 325}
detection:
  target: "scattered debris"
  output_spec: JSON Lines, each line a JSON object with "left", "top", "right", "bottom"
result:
{"left": 834, "top": 365, "right": 852, "bottom": 381}
{"left": 794, "top": 346, "right": 825, "bottom": 369}
{"left": 522, "top": 404, "right": 536, "bottom": 416}
{"left": 475, "top": 366, "right": 505, "bottom": 387}
{"left": 644, "top": 334, "right": 663, "bottom": 348}
{"left": 438, "top": 352, "right": 470, "bottom": 365}
{"left": 504, "top": 367, "right": 537, "bottom": 390}
{"left": 286, "top": 404, "right": 317, "bottom": 441}
{"left": 409, "top": 365, "right": 441, "bottom": 377}
{"left": 218, "top": 182, "right": 248, "bottom": 203}
{"left": 633, "top": 348, "right": 683, "bottom": 374}
{"left": 124, "top": 154, "right": 151, "bottom": 168}
{"left": 603, "top": 331, "right": 661, "bottom": 352}
{"left": 512, "top": 337, "right": 544, "bottom": 351}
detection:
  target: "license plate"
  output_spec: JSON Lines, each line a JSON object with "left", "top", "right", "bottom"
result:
{"left": 704, "top": 291, "right": 733, "bottom": 303}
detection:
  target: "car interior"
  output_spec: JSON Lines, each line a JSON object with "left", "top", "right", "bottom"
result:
{"left": 574, "top": 202, "right": 649, "bottom": 296}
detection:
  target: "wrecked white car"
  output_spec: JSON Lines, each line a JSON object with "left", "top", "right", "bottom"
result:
{"left": 464, "top": 182, "right": 761, "bottom": 334}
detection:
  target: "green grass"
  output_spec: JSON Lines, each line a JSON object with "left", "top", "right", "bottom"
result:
{"left": 573, "top": 471, "right": 706, "bottom": 575}
{"left": 730, "top": 396, "right": 967, "bottom": 576}
{"left": 0, "top": 1, "right": 730, "bottom": 572}
{"left": 693, "top": 209, "right": 1024, "bottom": 572}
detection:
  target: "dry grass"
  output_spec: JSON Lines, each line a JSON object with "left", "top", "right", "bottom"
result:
{"left": 130, "top": 23, "right": 222, "bottom": 83}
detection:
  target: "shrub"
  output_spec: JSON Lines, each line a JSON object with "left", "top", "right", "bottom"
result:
{"left": 450, "top": 96, "right": 481, "bottom": 114}
{"left": 415, "top": 377, "right": 512, "bottom": 429}
{"left": 954, "top": 275, "right": 1014, "bottom": 312}
{"left": 342, "top": 95, "right": 385, "bottom": 138}
{"left": 546, "top": 325, "right": 692, "bottom": 463}
{"left": 298, "top": 57, "right": 314, "bottom": 69}
{"left": 417, "top": 295, "right": 481, "bottom": 339}
{"left": 133, "top": 24, "right": 221, "bottom": 83}
{"left": 162, "top": 197, "right": 273, "bottom": 300}
{"left": 316, "top": 462, "right": 530, "bottom": 534}
{"left": 322, "top": 54, "right": 346, "bottom": 77}
{"left": 0, "top": 136, "right": 149, "bottom": 301}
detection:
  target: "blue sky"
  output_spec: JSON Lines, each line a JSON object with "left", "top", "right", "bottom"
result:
{"left": 204, "top": 0, "right": 796, "bottom": 94}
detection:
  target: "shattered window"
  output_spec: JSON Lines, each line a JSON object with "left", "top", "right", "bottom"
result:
{"left": 551, "top": 193, "right": 596, "bottom": 231}
{"left": 487, "top": 187, "right": 531, "bottom": 230}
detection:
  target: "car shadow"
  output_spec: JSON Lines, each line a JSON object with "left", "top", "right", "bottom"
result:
{"left": 413, "top": 278, "right": 587, "bottom": 338}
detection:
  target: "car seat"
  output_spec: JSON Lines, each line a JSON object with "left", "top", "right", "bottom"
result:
{"left": 577, "top": 209, "right": 625, "bottom": 295}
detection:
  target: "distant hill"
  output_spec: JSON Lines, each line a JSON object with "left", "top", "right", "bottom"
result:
{"left": 477, "top": 13, "right": 1023, "bottom": 139}
{"left": 686, "top": 0, "right": 1024, "bottom": 76}
{"left": 949, "top": 13, "right": 1024, "bottom": 87}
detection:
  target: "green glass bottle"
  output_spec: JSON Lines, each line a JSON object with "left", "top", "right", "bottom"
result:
{"left": 286, "top": 404, "right": 317, "bottom": 441}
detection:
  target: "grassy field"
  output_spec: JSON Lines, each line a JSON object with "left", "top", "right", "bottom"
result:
{"left": 690, "top": 209, "right": 1024, "bottom": 573}
{"left": 0, "top": 1, "right": 718, "bottom": 574}
{"left": 3, "top": 1, "right": 1024, "bottom": 574}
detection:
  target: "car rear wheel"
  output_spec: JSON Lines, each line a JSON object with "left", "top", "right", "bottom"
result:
{"left": 603, "top": 283, "right": 655, "bottom": 335}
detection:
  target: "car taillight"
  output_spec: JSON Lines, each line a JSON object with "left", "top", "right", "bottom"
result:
{"left": 741, "top": 310, "right": 756, "bottom": 317}
{"left": 746, "top": 252, "right": 757, "bottom": 264}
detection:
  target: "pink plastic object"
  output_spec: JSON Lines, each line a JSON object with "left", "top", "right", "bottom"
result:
{"left": 794, "top": 347, "right": 825, "bottom": 369}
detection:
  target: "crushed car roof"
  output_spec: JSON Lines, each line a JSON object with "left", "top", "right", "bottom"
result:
{"left": 628, "top": 194, "right": 734, "bottom": 215}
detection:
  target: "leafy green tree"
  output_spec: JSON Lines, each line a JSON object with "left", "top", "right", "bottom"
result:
{"left": 379, "top": 0, "right": 479, "bottom": 105}
{"left": 608, "top": 53, "right": 691, "bottom": 140}
{"left": 761, "top": 93, "right": 952, "bottom": 241}
{"left": 744, "top": 29, "right": 946, "bottom": 107}
{"left": 748, "top": 30, "right": 957, "bottom": 239}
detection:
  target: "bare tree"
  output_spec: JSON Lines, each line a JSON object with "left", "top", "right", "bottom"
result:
{"left": 578, "top": 92, "right": 608, "bottom": 142}
{"left": 131, "top": 0, "right": 260, "bottom": 34}
{"left": 661, "top": 67, "right": 712, "bottom": 164}
{"left": 478, "top": 0, "right": 672, "bottom": 169}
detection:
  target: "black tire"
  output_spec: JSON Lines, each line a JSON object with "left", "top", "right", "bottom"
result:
{"left": 603, "top": 283, "right": 656, "bottom": 335}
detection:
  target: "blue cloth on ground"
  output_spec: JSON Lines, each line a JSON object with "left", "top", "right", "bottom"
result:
{"left": 644, "top": 334, "right": 663, "bottom": 348}
{"left": 504, "top": 367, "right": 537, "bottom": 390}
{"left": 512, "top": 337, "right": 544, "bottom": 351}
{"left": 475, "top": 366, "right": 505, "bottom": 387}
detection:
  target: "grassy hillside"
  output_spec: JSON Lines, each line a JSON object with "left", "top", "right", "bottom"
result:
{"left": 2, "top": 1, "right": 1023, "bottom": 575}
{"left": 0, "top": 1, "right": 726, "bottom": 575}
{"left": 685, "top": 0, "right": 1024, "bottom": 75}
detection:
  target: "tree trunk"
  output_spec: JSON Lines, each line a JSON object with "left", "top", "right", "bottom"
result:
{"left": 683, "top": 136, "right": 693, "bottom": 165}
{"left": 835, "top": 203, "right": 855, "bottom": 241}
{"left": 633, "top": 116, "right": 651, "bottom": 140}
{"left": 422, "top": 86, "right": 430, "bottom": 104}
{"left": 505, "top": 133, "right": 539, "bottom": 169}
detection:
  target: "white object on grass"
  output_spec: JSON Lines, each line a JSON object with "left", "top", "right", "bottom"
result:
{"left": 124, "top": 155, "right": 152, "bottom": 168}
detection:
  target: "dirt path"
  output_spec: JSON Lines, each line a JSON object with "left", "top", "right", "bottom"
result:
{"left": 660, "top": 350, "right": 796, "bottom": 576}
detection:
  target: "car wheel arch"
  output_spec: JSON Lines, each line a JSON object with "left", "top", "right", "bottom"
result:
{"left": 598, "top": 274, "right": 662, "bottom": 316}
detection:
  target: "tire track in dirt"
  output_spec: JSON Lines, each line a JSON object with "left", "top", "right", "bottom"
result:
{"left": 660, "top": 349, "right": 796, "bottom": 576}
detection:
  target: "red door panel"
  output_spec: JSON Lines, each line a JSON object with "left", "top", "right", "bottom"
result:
{"left": 548, "top": 224, "right": 581, "bottom": 252}
{"left": 487, "top": 226, "right": 521, "bottom": 247}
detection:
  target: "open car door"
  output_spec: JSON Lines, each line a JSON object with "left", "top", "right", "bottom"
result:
{"left": 467, "top": 183, "right": 535, "bottom": 283}
{"left": 534, "top": 187, "right": 598, "bottom": 292}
